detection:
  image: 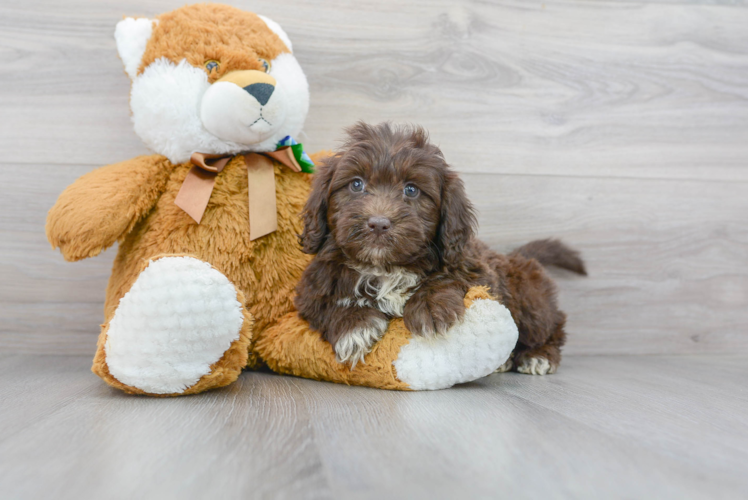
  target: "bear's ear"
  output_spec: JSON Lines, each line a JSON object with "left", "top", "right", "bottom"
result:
{"left": 258, "top": 15, "right": 293, "bottom": 53}
{"left": 114, "top": 17, "right": 157, "bottom": 79}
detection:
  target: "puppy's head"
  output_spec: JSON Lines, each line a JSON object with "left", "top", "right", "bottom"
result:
{"left": 301, "top": 122, "right": 476, "bottom": 269}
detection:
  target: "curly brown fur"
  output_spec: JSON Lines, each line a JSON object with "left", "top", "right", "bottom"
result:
{"left": 295, "top": 122, "right": 585, "bottom": 372}
{"left": 512, "top": 238, "right": 587, "bottom": 276}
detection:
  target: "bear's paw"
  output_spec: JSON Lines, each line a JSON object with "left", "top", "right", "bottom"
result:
{"left": 104, "top": 256, "right": 245, "bottom": 394}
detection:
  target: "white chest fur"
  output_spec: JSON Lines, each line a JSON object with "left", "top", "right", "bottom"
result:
{"left": 338, "top": 266, "right": 420, "bottom": 317}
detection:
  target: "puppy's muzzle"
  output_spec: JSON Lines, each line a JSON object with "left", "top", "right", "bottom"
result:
{"left": 216, "top": 70, "right": 276, "bottom": 105}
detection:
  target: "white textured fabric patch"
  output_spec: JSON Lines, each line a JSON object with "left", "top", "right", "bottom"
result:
{"left": 393, "top": 299, "right": 518, "bottom": 391}
{"left": 105, "top": 257, "right": 244, "bottom": 394}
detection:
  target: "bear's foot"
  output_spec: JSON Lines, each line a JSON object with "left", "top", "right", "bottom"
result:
{"left": 392, "top": 291, "right": 518, "bottom": 390}
{"left": 93, "top": 256, "right": 252, "bottom": 396}
{"left": 256, "top": 287, "right": 518, "bottom": 391}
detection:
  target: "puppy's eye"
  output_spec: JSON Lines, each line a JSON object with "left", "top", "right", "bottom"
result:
{"left": 258, "top": 58, "right": 271, "bottom": 73}
{"left": 404, "top": 184, "right": 420, "bottom": 198}
{"left": 350, "top": 178, "right": 365, "bottom": 193}
{"left": 205, "top": 60, "right": 220, "bottom": 73}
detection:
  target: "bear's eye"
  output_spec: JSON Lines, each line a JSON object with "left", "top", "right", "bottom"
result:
{"left": 258, "top": 58, "right": 271, "bottom": 73}
{"left": 404, "top": 184, "right": 420, "bottom": 198}
{"left": 205, "top": 60, "right": 220, "bottom": 73}
{"left": 350, "top": 178, "right": 365, "bottom": 193}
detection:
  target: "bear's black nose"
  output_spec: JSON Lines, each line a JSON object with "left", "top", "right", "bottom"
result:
{"left": 243, "top": 83, "right": 274, "bottom": 106}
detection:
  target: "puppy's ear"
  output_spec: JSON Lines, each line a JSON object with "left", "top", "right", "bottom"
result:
{"left": 299, "top": 155, "right": 337, "bottom": 254}
{"left": 437, "top": 170, "right": 477, "bottom": 268}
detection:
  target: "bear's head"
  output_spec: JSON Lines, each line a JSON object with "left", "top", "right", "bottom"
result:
{"left": 115, "top": 4, "right": 309, "bottom": 164}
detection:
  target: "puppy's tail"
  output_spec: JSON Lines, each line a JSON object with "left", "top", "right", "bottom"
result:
{"left": 511, "top": 238, "right": 587, "bottom": 275}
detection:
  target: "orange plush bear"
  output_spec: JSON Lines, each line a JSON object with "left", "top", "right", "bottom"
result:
{"left": 46, "top": 4, "right": 518, "bottom": 396}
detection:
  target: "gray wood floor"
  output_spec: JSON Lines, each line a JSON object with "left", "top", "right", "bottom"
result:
{"left": 1, "top": 354, "right": 746, "bottom": 500}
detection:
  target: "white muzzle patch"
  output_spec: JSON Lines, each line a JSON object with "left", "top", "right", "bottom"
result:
{"left": 200, "top": 80, "right": 288, "bottom": 145}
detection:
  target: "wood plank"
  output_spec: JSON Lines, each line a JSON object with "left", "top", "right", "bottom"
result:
{"left": 466, "top": 173, "right": 748, "bottom": 355}
{"left": 0, "top": 354, "right": 333, "bottom": 499}
{"left": 1, "top": 354, "right": 747, "bottom": 499}
{"left": 3, "top": 162, "right": 746, "bottom": 355}
{"left": 0, "top": 1, "right": 746, "bottom": 181}
{"left": 0, "top": 355, "right": 102, "bottom": 439}
{"left": 0, "top": 303, "right": 100, "bottom": 356}
{"left": 487, "top": 355, "right": 748, "bottom": 477}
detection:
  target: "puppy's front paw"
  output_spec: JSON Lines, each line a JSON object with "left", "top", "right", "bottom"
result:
{"left": 403, "top": 288, "right": 466, "bottom": 337}
{"left": 332, "top": 317, "right": 388, "bottom": 368}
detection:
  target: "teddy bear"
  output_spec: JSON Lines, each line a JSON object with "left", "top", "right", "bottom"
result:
{"left": 45, "top": 3, "right": 518, "bottom": 396}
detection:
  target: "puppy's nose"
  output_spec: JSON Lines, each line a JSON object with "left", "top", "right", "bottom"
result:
{"left": 243, "top": 83, "right": 274, "bottom": 106}
{"left": 367, "top": 216, "right": 391, "bottom": 235}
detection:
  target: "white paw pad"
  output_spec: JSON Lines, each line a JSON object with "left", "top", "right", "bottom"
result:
{"left": 105, "top": 257, "right": 244, "bottom": 394}
{"left": 393, "top": 299, "right": 519, "bottom": 390}
{"left": 516, "top": 356, "right": 555, "bottom": 375}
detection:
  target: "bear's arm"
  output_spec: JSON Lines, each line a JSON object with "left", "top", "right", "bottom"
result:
{"left": 46, "top": 155, "right": 173, "bottom": 262}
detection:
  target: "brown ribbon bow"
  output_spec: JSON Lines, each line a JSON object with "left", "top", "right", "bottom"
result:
{"left": 174, "top": 147, "right": 302, "bottom": 241}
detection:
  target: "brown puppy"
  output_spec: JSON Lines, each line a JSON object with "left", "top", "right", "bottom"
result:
{"left": 295, "top": 122, "right": 586, "bottom": 374}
